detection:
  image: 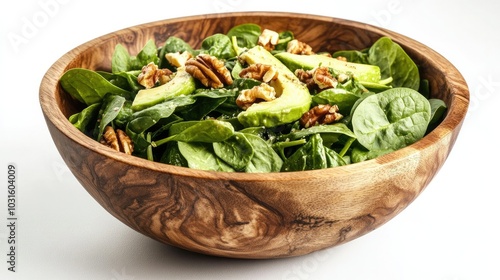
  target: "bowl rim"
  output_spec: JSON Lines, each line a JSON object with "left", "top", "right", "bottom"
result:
{"left": 39, "top": 11, "right": 470, "bottom": 181}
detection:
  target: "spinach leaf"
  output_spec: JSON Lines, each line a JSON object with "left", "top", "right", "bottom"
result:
{"left": 126, "top": 96, "right": 196, "bottom": 153}
{"left": 111, "top": 39, "right": 159, "bottom": 73}
{"left": 201, "top": 34, "right": 237, "bottom": 59}
{"left": 69, "top": 103, "right": 101, "bottom": 132}
{"left": 282, "top": 134, "right": 345, "bottom": 172}
{"left": 312, "top": 88, "right": 361, "bottom": 115}
{"left": 243, "top": 133, "right": 283, "bottom": 173}
{"left": 177, "top": 88, "right": 238, "bottom": 120}
{"left": 128, "top": 95, "right": 195, "bottom": 134}
{"left": 278, "top": 123, "right": 356, "bottom": 142}
{"left": 427, "top": 98, "right": 447, "bottom": 132}
{"left": 331, "top": 49, "right": 369, "bottom": 64}
{"left": 351, "top": 87, "right": 431, "bottom": 151}
{"left": 59, "top": 68, "right": 131, "bottom": 105}
{"left": 213, "top": 132, "right": 254, "bottom": 171}
{"left": 367, "top": 37, "right": 420, "bottom": 90}
{"left": 114, "top": 100, "right": 133, "bottom": 128}
{"left": 95, "top": 94, "right": 127, "bottom": 141}
{"left": 350, "top": 144, "right": 394, "bottom": 163}
{"left": 226, "top": 23, "right": 261, "bottom": 49}
{"left": 325, "top": 146, "right": 348, "bottom": 167}
{"left": 111, "top": 44, "right": 131, "bottom": 74}
{"left": 160, "top": 142, "right": 188, "bottom": 167}
{"left": 153, "top": 119, "right": 235, "bottom": 147}
{"left": 177, "top": 142, "right": 235, "bottom": 172}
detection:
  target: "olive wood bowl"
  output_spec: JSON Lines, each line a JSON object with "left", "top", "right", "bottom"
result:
{"left": 39, "top": 12, "right": 469, "bottom": 259}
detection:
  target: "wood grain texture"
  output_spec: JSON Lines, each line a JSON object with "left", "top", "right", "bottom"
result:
{"left": 39, "top": 12, "right": 469, "bottom": 259}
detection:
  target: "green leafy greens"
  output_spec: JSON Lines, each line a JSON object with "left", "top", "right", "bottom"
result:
{"left": 59, "top": 23, "right": 447, "bottom": 173}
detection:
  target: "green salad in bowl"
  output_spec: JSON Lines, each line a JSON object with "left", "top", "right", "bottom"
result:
{"left": 59, "top": 23, "right": 446, "bottom": 173}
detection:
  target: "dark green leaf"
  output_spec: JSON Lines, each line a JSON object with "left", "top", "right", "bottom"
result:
{"left": 69, "top": 103, "right": 101, "bottom": 132}
{"left": 226, "top": 23, "right": 261, "bottom": 49}
{"left": 59, "top": 68, "right": 131, "bottom": 105}
{"left": 201, "top": 34, "right": 237, "bottom": 59}
{"left": 367, "top": 37, "right": 420, "bottom": 90}
{"left": 351, "top": 87, "right": 431, "bottom": 151}
{"left": 177, "top": 142, "right": 235, "bottom": 172}
{"left": 213, "top": 132, "right": 254, "bottom": 171}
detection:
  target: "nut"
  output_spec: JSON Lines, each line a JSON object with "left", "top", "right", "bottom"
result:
{"left": 100, "top": 126, "right": 134, "bottom": 155}
{"left": 300, "top": 104, "right": 343, "bottom": 128}
{"left": 295, "top": 67, "right": 337, "bottom": 91}
{"left": 185, "top": 54, "right": 233, "bottom": 88}
{"left": 236, "top": 83, "right": 277, "bottom": 110}
{"left": 287, "top": 39, "right": 314, "bottom": 55}
{"left": 313, "top": 66, "right": 338, "bottom": 89}
{"left": 258, "top": 29, "right": 280, "bottom": 51}
{"left": 239, "top": 64, "right": 278, "bottom": 83}
{"left": 165, "top": 51, "right": 193, "bottom": 68}
{"left": 137, "top": 62, "right": 173, "bottom": 88}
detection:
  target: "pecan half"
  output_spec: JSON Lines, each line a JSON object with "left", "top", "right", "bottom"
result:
{"left": 137, "top": 62, "right": 173, "bottom": 89}
{"left": 185, "top": 54, "right": 233, "bottom": 88}
{"left": 236, "top": 83, "right": 277, "bottom": 110}
{"left": 287, "top": 39, "right": 314, "bottom": 55}
{"left": 100, "top": 126, "right": 134, "bottom": 155}
{"left": 258, "top": 29, "right": 280, "bottom": 51}
{"left": 300, "top": 104, "right": 343, "bottom": 128}
{"left": 239, "top": 64, "right": 278, "bottom": 83}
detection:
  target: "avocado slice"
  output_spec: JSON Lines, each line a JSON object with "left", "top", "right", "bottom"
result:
{"left": 237, "top": 46, "right": 312, "bottom": 127}
{"left": 131, "top": 67, "right": 196, "bottom": 111}
{"left": 274, "top": 52, "right": 383, "bottom": 86}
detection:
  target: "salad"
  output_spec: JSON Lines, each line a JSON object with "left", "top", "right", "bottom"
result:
{"left": 59, "top": 23, "right": 447, "bottom": 173}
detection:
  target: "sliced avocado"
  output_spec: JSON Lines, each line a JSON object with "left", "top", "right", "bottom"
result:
{"left": 131, "top": 67, "right": 196, "bottom": 111}
{"left": 274, "top": 52, "right": 383, "bottom": 86}
{"left": 237, "top": 46, "right": 312, "bottom": 128}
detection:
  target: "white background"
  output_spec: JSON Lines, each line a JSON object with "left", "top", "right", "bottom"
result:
{"left": 1, "top": 0, "right": 499, "bottom": 279}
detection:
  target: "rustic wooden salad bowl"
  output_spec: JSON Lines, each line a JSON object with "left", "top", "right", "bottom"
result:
{"left": 39, "top": 12, "right": 468, "bottom": 259}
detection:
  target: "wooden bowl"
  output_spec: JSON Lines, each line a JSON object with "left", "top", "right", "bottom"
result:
{"left": 39, "top": 12, "right": 469, "bottom": 259}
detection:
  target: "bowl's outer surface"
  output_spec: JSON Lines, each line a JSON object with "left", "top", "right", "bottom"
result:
{"left": 39, "top": 12, "right": 469, "bottom": 259}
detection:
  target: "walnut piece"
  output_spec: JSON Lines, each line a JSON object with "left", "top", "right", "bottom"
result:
{"left": 300, "top": 104, "right": 343, "bottom": 128}
{"left": 100, "top": 126, "right": 134, "bottom": 155}
{"left": 258, "top": 29, "right": 280, "bottom": 51}
{"left": 236, "top": 83, "right": 277, "bottom": 110}
{"left": 185, "top": 54, "right": 233, "bottom": 88}
{"left": 165, "top": 51, "right": 193, "bottom": 68}
{"left": 239, "top": 64, "right": 278, "bottom": 83}
{"left": 137, "top": 62, "right": 173, "bottom": 89}
{"left": 295, "top": 66, "right": 337, "bottom": 90}
{"left": 295, "top": 69, "right": 316, "bottom": 90}
{"left": 287, "top": 39, "right": 314, "bottom": 55}
{"left": 313, "top": 66, "right": 338, "bottom": 89}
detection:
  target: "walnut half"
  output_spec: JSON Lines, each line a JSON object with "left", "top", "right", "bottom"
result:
{"left": 137, "top": 62, "right": 173, "bottom": 89}
{"left": 236, "top": 83, "right": 277, "bottom": 110}
{"left": 100, "top": 126, "right": 134, "bottom": 155}
{"left": 300, "top": 104, "right": 343, "bottom": 128}
{"left": 185, "top": 54, "right": 233, "bottom": 88}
